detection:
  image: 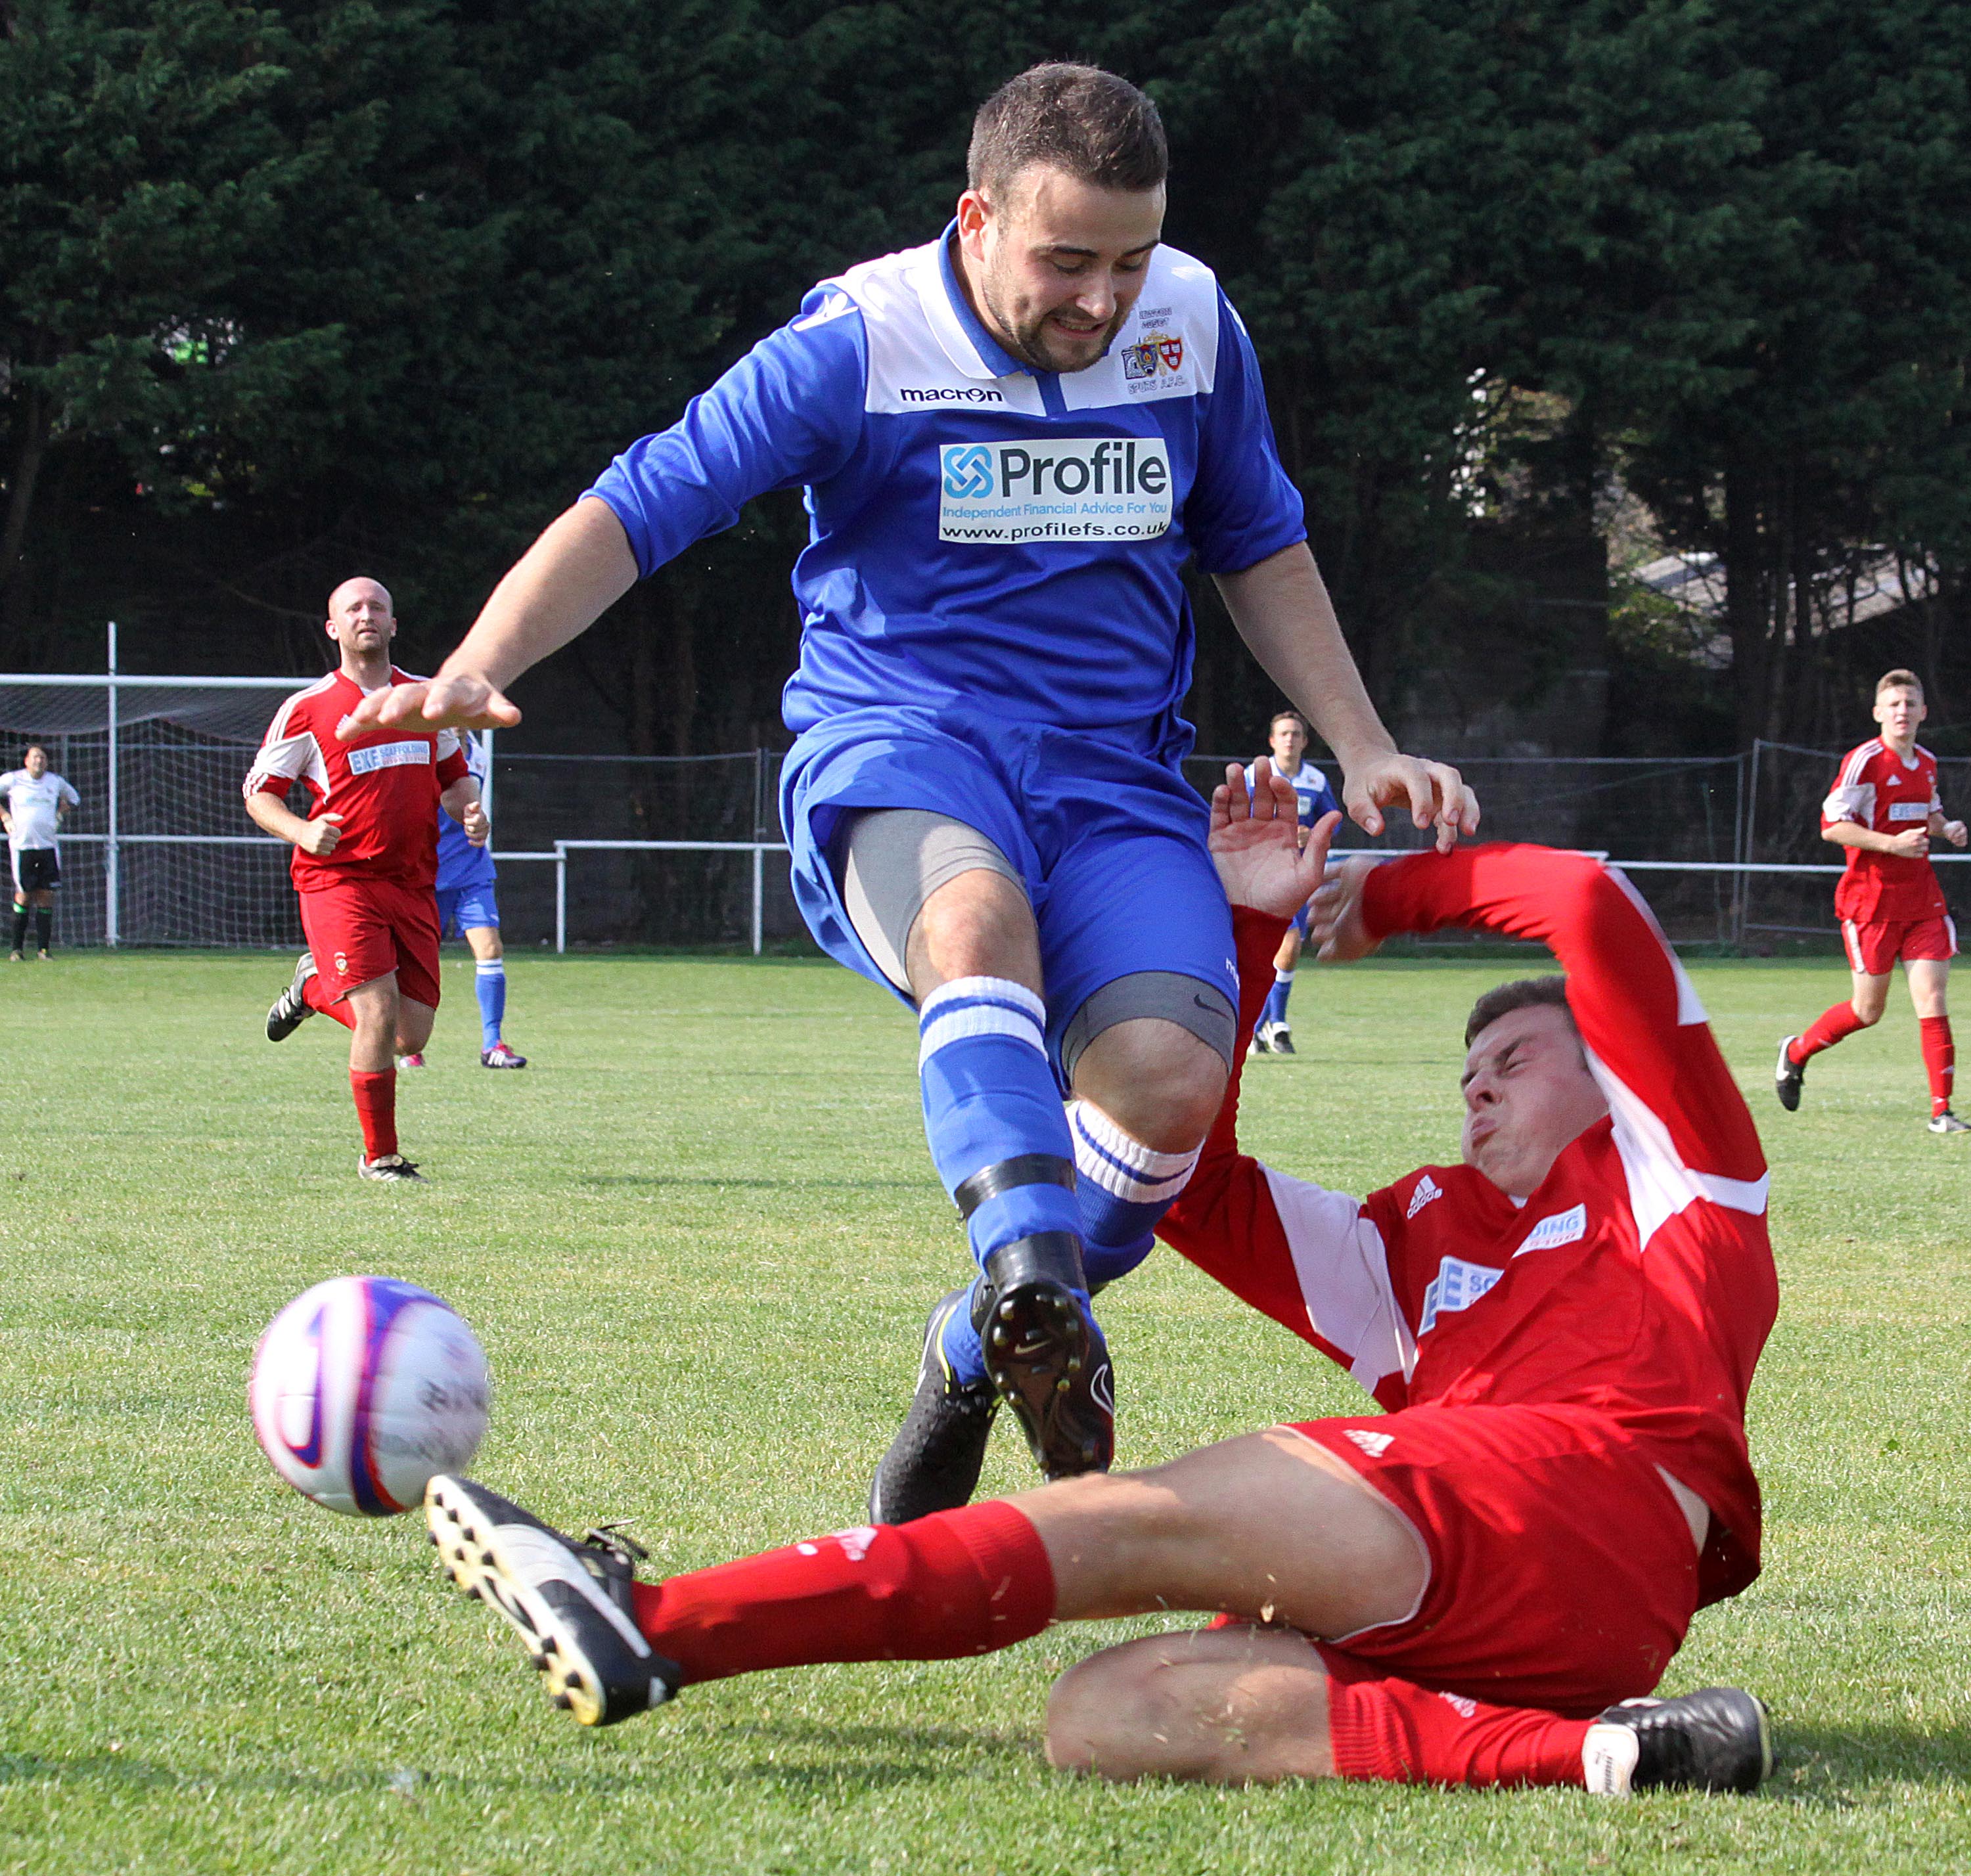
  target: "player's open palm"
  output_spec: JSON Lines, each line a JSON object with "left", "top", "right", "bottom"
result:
{"left": 1210, "top": 761, "right": 1336, "bottom": 917}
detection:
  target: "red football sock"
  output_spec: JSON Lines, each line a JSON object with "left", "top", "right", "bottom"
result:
{"left": 628, "top": 1500, "right": 1053, "bottom": 1685}
{"left": 350, "top": 1068, "right": 397, "bottom": 1160}
{"left": 1792, "top": 1000, "right": 1867, "bottom": 1063}
{"left": 306, "top": 975, "right": 356, "bottom": 1030}
{"left": 1320, "top": 1651, "right": 1592, "bottom": 1787}
{"left": 1920, "top": 1015, "right": 1955, "bottom": 1113}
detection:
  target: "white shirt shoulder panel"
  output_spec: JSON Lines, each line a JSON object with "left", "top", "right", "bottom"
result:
{"left": 1261, "top": 1165, "right": 1416, "bottom": 1395}
{"left": 1060, "top": 247, "right": 1222, "bottom": 412}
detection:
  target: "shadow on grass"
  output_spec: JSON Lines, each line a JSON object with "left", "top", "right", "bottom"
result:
{"left": 1767, "top": 1721, "right": 1971, "bottom": 1800}
{"left": 717, "top": 1716, "right": 1038, "bottom": 1790}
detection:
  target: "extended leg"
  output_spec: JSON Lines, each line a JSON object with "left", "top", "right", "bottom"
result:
{"left": 1907, "top": 957, "right": 1960, "bottom": 1127}
{"left": 1777, "top": 962, "right": 1888, "bottom": 1108}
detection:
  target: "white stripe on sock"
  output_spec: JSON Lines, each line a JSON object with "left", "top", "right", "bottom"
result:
{"left": 476, "top": 961, "right": 505, "bottom": 977}
{"left": 918, "top": 976, "right": 1046, "bottom": 1067}
{"left": 1068, "top": 1099, "right": 1201, "bottom": 1205}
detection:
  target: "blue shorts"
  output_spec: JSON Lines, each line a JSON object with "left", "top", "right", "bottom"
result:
{"left": 436, "top": 884, "right": 499, "bottom": 937}
{"left": 782, "top": 706, "right": 1236, "bottom": 1081}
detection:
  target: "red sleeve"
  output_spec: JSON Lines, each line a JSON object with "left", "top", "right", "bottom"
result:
{"left": 1158, "top": 906, "right": 1328, "bottom": 1344}
{"left": 1361, "top": 844, "right": 1765, "bottom": 1182}
{"left": 436, "top": 748, "right": 470, "bottom": 788}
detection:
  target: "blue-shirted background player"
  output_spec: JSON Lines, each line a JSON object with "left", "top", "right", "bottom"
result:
{"left": 346, "top": 65, "right": 1478, "bottom": 1524}
{"left": 405, "top": 733, "right": 526, "bottom": 1070}
{"left": 1244, "top": 709, "right": 1341, "bottom": 1057}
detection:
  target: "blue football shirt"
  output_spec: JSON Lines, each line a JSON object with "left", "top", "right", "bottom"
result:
{"left": 587, "top": 226, "right": 1307, "bottom": 736}
{"left": 435, "top": 736, "right": 496, "bottom": 892}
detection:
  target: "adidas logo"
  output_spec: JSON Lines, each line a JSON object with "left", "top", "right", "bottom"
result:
{"left": 1407, "top": 1174, "right": 1443, "bottom": 1220}
{"left": 1344, "top": 1428, "right": 1394, "bottom": 1458}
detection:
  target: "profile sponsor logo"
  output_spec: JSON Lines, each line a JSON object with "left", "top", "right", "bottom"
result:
{"left": 901, "top": 384, "right": 1005, "bottom": 404}
{"left": 937, "top": 437, "right": 1172, "bottom": 543}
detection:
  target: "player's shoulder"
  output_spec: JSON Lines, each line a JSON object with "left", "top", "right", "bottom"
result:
{"left": 1838, "top": 736, "right": 1887, "bottom": 780}
{"left": 267, "top": 671, "right": 344, "bottom": 730}
{"left": 1371, "top": 1162, "right": 1485, "bottom": 1230}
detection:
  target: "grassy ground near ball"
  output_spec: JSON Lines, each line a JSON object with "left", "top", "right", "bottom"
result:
{"left": 0, "top": 946, "right": 1967, "bottom": 1875}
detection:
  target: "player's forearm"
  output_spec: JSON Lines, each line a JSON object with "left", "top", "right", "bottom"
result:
{"left": 1821, "top": 821, "right": 1899, "bottom": 853}
{"left": 244, "top": 790, "right": 315, "bottom": 848}
{"left": 436, "top": 497, "right": 639, "bottom": 694}
{"left": 1213, "top": 545, "right": 1396, "bottom": 769}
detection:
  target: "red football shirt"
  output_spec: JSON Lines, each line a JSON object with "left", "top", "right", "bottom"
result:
{"left": 1822, "top": 738, "right": 1946, "bottom": 923}
{"left": 1160, "top": 845, "right": 1778, "bottom": 1608}
{"left": 244, "top": 669, "right": 469, "bottom": 892}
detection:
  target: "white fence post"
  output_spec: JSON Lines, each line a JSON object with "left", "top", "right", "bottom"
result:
{"left": 555, "top": 843, "right": 567, "bottom": 954}
{"left": 104, "top": 621, "right": 120, "bottom": 948}
{"left": 751, "top": 844, "right": 763, "bottom": 956}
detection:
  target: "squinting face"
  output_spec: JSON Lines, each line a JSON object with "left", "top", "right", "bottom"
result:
{"left": 1459, "top": 1003, "right": 1608, "bottom": 1199}
{"left": 959, "top": 165, "right": 1164, "bottom": 375}
{"left": 1874, "top": 686, "right": 1926, "bottom": 745}
{"left": 22, "top": 748, "right": 47, "bottom": 778}
{"left": 327, "top": 579, "right": 396, "bottom": 656}
{"left": 1268, "top": 719, "right": 1307, "bottom": 772}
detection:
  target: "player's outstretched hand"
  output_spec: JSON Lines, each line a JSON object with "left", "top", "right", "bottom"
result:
{"left": 1308, "top": 855, "right": 1380, "bottom": 963}
{"left": 336, "top": 671, "right": 521, "bottom": 740}
{"left": 1210, "top": 760, "right": 1339, "bottom": 916}
{"left": 1342, "top": 751, "right": 1479, "bottom": 855}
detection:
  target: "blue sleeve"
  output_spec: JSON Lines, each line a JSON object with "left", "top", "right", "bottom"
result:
{"left": 585, "top": 290, "right": 868, "bottom": 579}
{"left": 1185, "top": 291, "right": 1308, "bottom": 576}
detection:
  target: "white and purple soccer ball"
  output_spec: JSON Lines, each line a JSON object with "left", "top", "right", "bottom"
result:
{"left": 249, "top": 1276, "right": 490, "bottom": 1516}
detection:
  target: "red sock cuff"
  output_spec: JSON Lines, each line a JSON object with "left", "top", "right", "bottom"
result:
{"left": 934, "top": 1500, "right": 1057, "bottom": 1648}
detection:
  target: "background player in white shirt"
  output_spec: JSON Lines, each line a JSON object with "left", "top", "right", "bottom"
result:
{"left": 1242, "top": 711, "right": 1340, "bottom": 1054}
{"left": 1, "top": 746, "right": 81, "bottom": 961}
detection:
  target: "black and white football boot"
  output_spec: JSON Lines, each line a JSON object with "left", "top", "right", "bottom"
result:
{"left": 426, "top": 1475, "right": 680, "bottom": 1727}
{"left": 973, "top": 1232, "right": 1114, "bottom": 1481}
{"left": 1773, "top": 1037, "right": 1805, "bottom": 1112}
{"left": 266, "top": 952, "right": 318, "bottom": 1041}
{"left": 868, "top": 1285, "right": 1001, "bottom": 1525}
{"left": 357, "top": 1153, "right": 427, "bottom": 1183}
{"left": 1582, "top": 1688, "right": 1773, "bottom": 1795}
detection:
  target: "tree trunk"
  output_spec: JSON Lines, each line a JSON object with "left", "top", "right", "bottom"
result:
{"left": 1722, "top": 452, "right": 1771, "bottom": 752}
{"left": 0, "top": 382, "right": 51, "bottom": 624}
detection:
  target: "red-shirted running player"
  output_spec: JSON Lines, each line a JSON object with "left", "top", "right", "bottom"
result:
{"left": 1775, "top": 668, "right": 1970, "bottom": 1134}
{"left": 245, "top": 577, "right": 484, "bottom": 1182}
{"left": 411, "top": 770, "right": 1775, "bottom": 1798}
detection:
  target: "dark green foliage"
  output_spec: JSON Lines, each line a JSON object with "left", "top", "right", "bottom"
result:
{"left": 6, "top": 1, "right": 1971, "bottom": 752}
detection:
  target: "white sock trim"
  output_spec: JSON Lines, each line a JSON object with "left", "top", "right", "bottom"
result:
{"left": 918, "top": 976, "right": 1046, "bottom": 1067}
{"left": 1068, "top": 1099, "right": 1200, "bottom": 1204}
{"left": 1275, "top": 968, "right": 1295, "bottom": 985}
{"left": 1581, "top": 1722, "right": 1640, "bottom": 1797}
{"left": 476, "top": 960, "right": 505, "bottom": 976}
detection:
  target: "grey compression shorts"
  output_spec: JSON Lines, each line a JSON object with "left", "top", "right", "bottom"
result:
{"left": 828, "top": 807, "right": 1236, "bottom": 1075}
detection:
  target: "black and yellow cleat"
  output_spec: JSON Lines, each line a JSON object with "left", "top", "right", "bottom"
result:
{"left": 868, "top": 1285, "right": 1001, "bottom": 1525}
{"left": 1583, "top": 1688, "right": 1773, "bottom": 1795}
{"left": 425, "top": 1475, "right": 679, "bottom": 1727}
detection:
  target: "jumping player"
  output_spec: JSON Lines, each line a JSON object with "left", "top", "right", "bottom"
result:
{"left": 401, "top": 733, "right": 526, "bottom": 1071}
{"left": 416, "top": 772, "right": 1774, "bottom": 1798}
{"left": 1775, "top": 669, "right": 1968, "bottom": 1132}
{"left": 1242, "top": 709, "right": 1340, "bottom": 1055}
{"left": 344, "top": 66, "right": 1476, "bottom": 1512}
{"left": 1, "top": 746, "right": 80, "bottom": 960}
{"left": 246, "top": 577, "right": 484, "bottom": 1181}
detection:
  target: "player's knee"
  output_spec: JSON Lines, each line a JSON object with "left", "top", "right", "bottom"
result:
{"left": 1072, "top": 1019, "right": 1227, "bottom": 1151}
{"left": 1047, "top": 1643, "right": 1195, "bottom": 1781}
{"left": 1850, "top": 998, "right": 1885, "bottom": 1027}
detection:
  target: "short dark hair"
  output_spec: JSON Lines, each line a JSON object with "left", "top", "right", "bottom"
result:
{"left": 967, "top": 64, "right": 1167, "bottom": 201}
{"left": 1464, "top": 975, "right": 1573, "bottom": 1048}
{"left": 1269, "top": 710, "right": 1309, "bottom": 736}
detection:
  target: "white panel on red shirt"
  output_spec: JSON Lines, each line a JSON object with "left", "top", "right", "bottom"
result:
{"left": 244, "top": 668, "right": 466, "bottom": 890}
{"left": 1160, "top": 846, "right": 1778, "bottom": 1607}
{"left": 1822, "top": 738, "right": 1946, "bottom": 922}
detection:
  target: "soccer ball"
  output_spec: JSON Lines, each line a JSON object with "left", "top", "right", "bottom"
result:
{"left": 249, "top": 1276, "right": 490, "bottom": 1516}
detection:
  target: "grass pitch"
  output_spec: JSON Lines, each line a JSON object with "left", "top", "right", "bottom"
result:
{"left": 1, "top": 945, "right": 1969, "bottom": 1874}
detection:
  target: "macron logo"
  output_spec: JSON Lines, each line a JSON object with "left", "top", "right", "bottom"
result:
{"left": 901, "top": 385, "right": 1005, "bottom": 404}
{"left": 1344, "top": 1429, "right": 1394, "bottom": 1458}
{"left": 1516, "top": 1203, "right": 1587, "bottom": 1256}
{"left": 1406, "top": 1174, "right": 1442, "bottom": 1220}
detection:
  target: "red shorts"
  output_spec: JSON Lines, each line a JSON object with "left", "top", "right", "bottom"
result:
{"left": 297, "top": 876, "right": 442, "bottom": 1009}
{"left": 1292, "top": 1403, "right": 1701, "bottom": 1716}
{"left": 1842, "top": 914, "right": 1956, "bottom": 976}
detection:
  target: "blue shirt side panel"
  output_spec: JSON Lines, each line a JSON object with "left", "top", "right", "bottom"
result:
{"left": 1185, "top": 292, "right": 1308, "bottom": 577}
{"left": 436, "top": 740, "right": 497, "bottom": 890}
{"left": 585, "top": 298, "right": 869, "bottom": 579}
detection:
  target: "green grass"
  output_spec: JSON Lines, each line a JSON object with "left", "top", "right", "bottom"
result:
{"left": 1, "top": 947, "right": 1968, "bottom": 1873}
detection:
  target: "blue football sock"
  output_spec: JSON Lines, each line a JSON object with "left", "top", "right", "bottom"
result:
{"left": 475, "top": 960, "right": 506, "bottom": 1050}
{"left": 917, "top": 977, "right": 1085, "bottom": 1389}
{"left": 1068, "top": 1099, "right": 1202, "bottom": 1289}
{"left": 1262, "top": 971, "right": 1294, "bottom": 1027}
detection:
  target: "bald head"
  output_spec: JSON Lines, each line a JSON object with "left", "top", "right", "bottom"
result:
{"left": 325, "top": 577, "right": 397, "bottom": 670}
